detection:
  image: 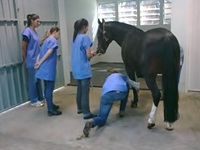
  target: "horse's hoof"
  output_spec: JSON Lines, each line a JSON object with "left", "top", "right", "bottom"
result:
{"left": 165, "top": 127, "right": 174, "bottom": 131}
{"left": 165, "top": 123, "right": 173, "bottom": 131}
{"left": 147, "top": 123, "right": 155, "bottom": 129}
{"left": 131, "top": 102, "right": 137, "bottom": 108}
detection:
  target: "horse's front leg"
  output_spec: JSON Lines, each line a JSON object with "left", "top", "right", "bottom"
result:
{"left": 131, "top": 87, "right": 138, "bottom": 108}
{"left": 125, "top": 68, "right": 138, "bottom": 108}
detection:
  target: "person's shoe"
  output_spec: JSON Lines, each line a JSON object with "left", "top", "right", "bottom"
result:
{"left": 83, "top": 121, "right": 93, "bottom": 137}
{"left": 119, "top": 111, "right": 125, "bottom": 118}
{"left": 31, "top": 101, "right": 44, "bottom": 107}
{"left": 48, "top": 110, "right": 62, "bottom": 116}
{"left": 52, "top": 103, "right": 60, "bottom": 110}
{"left": 77, "top": 110, "right": 83, "bottom": 114}
{"left": 39, "top": 99, "right": 45, "bottom": 104}
{"left": 83, "top": 114, "right": 97, "bottom": 120}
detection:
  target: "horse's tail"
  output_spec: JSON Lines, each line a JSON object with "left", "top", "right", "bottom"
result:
{"left": 162, "top": 36, "right": 179, "bottom": 123}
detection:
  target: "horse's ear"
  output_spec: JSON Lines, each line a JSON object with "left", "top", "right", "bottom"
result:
{"left": 102, "top": 18, "right": 105, "bottom": 24}
{"left": 98, "top": 19, "right": 101, "bottom": 25}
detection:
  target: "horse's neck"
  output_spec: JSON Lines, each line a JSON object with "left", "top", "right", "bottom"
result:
{"left": 107, "top": 23, "right": 142, "bottom": 47}
{"left": 108, "top": 27, "right": 128, "bottom": 46}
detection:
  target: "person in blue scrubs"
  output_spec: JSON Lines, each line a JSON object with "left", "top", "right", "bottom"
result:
{"left": 178, "top": 46, "right": 184, "bottom": 84}
{"left": 71, "top": 18, "right": 97, "bottom": 119}
{"left": 35, "top": 26, "right": 62, "bottom": 116}
{"left": 83, "top": 70, "right": 140, "bottom": 137}
{"left": 21, "top": 14, "right": 44, "bottom": 107}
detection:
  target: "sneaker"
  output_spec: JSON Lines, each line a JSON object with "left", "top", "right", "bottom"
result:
{"left": 83, "top": 114, "right": 97, "bottom": 120}
{"left": 83, "top": 121, "right": 93, "bottom": 137}
{"left": 48, "top": 110, "right": 62, "bottom": 116}
{"left": 31, "top": 101, "right": 44, "bottom": 107}
{"left": 52, "top": 103, "right": 60, "bottom": 110}
{"left": 39, "top": 99, "right": 45, "bottom": 103}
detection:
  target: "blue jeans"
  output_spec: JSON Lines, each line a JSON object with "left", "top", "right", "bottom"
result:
{"left": 44, "top": 80, "right": 55, "bottom": 111}
{"left": 27, "top": 68, "right": 44, "bottom": 103}
{"left": 76, "top": 78, "right": 91, "bottom": 117}
{"left": 92, "top": 90, "right": 129, "bottom": 127}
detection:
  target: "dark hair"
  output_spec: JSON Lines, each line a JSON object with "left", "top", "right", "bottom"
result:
{"left": 73, "top": 18, "right": 88, "bottom": 42}
{"left": 49, "top": 26, "right": 60, "bottom": 34}
{"left": 40, "top": 26, "right": 60, "bottom": 46}
{"left": 27, "top": 14, "right": 40, "bottom": 27}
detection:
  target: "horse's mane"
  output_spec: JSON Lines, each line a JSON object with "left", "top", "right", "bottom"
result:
{"left": 106, "top": 21, "right": 144, "bottom": 34}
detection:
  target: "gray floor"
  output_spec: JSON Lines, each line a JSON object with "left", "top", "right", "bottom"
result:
{"left": 0, "top": 86, "right": 200, "bottom": 150}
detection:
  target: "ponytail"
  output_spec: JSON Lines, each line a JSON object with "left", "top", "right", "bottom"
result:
{"left": 40, "top": 30, "right": 50, "bottom": 46}
{"left": 73, "top": 18, "right": 88, "bottom": 42}
{"left": 40, "top": 26, "right": 60, "bottom": 46}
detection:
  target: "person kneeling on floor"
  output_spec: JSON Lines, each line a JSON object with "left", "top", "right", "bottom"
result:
{"left": 83, "top": 69, "right": 140, "bottom": 137}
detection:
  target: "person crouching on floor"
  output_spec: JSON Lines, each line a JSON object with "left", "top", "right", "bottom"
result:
{"left": 83, "top": 69, "right": 140, "bottom": 137}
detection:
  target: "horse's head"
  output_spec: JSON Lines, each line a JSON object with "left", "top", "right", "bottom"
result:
{"left": 96, "top": 19, "right": 112, "bottom": 54}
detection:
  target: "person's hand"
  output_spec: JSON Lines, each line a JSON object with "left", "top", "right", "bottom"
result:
{"left": 34, "top": 62, "right": 41, "bottom": 69}
{"left": 22, "top": 57, "right": 26, "bottom": 66}
{"left": 23, "top": 59, "right": 26, "bottom": 65}
{"left": 91, "top": 51, "right": 96, "bottom": 57}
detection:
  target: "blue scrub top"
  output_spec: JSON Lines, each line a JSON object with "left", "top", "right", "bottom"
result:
{"left": 35, "top": 36, "right": 58, "bottom": 81}
{"left": 22, "top": 27, "right": 40, "bottom": 68}
{"left": 71, "top": 33, "right": 93, "bottom": 79}
{"left": 102, "top": 73, "right": 129, "bottom": 96}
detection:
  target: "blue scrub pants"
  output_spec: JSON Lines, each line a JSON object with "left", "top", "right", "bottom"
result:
{"left": 44, "top": 80, "right": 55, "bottom": 111}
{"left": 76, "top": 78, "right": 91, "bottom": 117}
{"left": 27, "top": 68, "right": 44, "bottom": 103}
{"left": 92, "top": 90, "right": 129, "bottom": 127}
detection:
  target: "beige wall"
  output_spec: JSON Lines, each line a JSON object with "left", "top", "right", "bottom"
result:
{"left": 171, "top": 0, "right": 200, "bottom": 92}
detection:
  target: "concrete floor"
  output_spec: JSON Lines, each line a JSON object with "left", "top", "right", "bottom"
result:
{"left": 0, "top": 86, "right": 200, "bottom": 150}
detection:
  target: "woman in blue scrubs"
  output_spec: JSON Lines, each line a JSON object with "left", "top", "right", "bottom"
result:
{"left": 22, "top": 14, "right": 44, "bottom": 107}
{"left": 35, "top": 27, "right": 61, "bottom": 116}
{"left": 71, "top": 18, "right": 97, "bottom": 119}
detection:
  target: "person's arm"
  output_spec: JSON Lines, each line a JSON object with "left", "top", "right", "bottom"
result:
{"left": 86, "top": 47, "right": 96, "bottom": 60}
{"left": 21, "top": 35, "right": 29, "bottom": 64}
{"left": 36, "top": 54, "right": 40, "bottom": 63}
{"left": 128, "top": 79, "right": 140, "bottom": 90}
{"left": 34, "top": 49, "right": 53, "bottom": 69}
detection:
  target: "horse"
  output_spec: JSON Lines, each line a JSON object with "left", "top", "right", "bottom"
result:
{"left": 96, "top": 19, "right": 180, "bottom": 130}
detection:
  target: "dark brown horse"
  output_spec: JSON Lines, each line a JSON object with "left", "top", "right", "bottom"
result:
{"left": 96, "top": 19, "right": 180, "bottom": 130}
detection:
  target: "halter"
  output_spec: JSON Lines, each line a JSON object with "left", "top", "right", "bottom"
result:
{"left": 102, "top": 22, "right": 109, "bottom": 42}
{"left": 96, "top": 22, "right": 109, "bottom": 54}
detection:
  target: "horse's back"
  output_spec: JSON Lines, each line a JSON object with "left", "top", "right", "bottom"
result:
{"left": 141, "top": 28, "right": 180, "bottom": 75}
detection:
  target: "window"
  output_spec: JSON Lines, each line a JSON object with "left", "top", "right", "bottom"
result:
{"left": 163, "top": 0, "right": 172, "bottom": 24}
{"left": 118, "top": 1, "right": 137, "bottom": 25}
{"left": 140, "top": 0, "right": 160, "bottom": 25}
{"left": 98, "top": 3, "right": 116, "bottom": 21}
{"left": 97, "top": 0, "right": 171, "bottom": 26}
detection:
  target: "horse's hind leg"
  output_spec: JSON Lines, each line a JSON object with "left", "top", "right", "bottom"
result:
{"left": 144, "top": 75, "right": 161, "bottom": 129}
